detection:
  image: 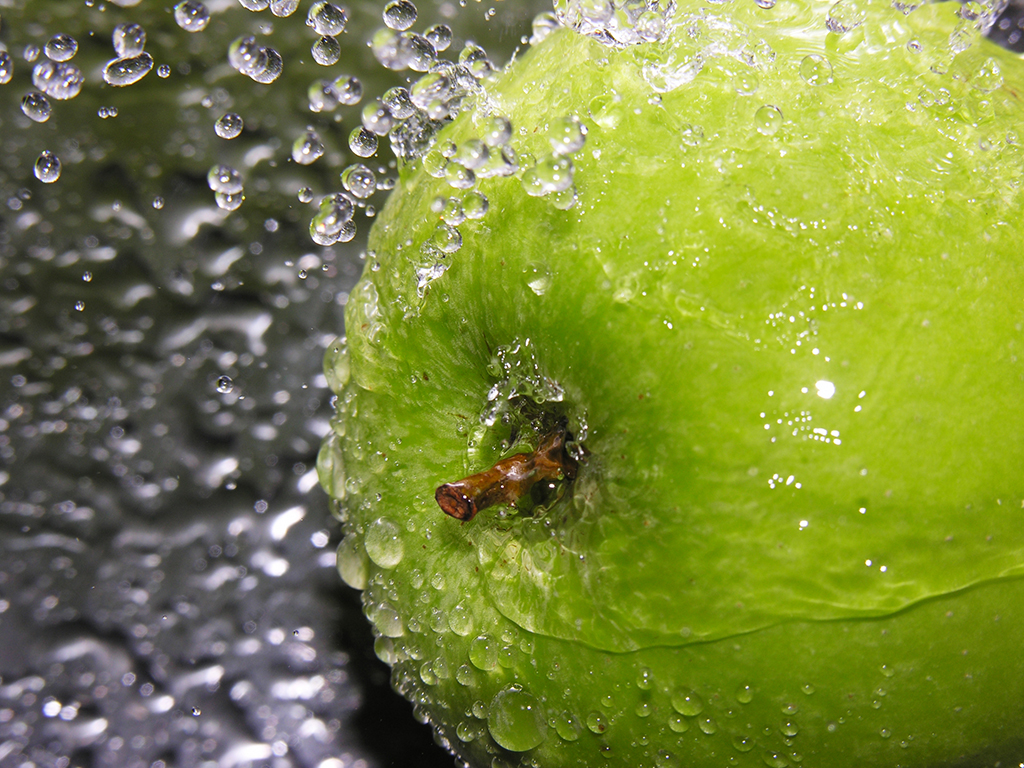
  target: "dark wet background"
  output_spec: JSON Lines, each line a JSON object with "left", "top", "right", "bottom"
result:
{"left": 0, "top": 1, "right": 1021, "bottom": 768}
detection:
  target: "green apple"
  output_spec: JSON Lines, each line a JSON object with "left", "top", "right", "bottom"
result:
{"left": 319, "top": 0, "right": 1024, "bottom": 765}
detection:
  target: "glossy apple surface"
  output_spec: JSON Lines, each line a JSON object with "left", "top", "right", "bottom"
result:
{"left": 319, "top": 0, "right": 1024, "bottom": 765}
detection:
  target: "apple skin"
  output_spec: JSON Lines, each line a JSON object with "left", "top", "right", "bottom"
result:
{"left": 319, "top": 0, "right": 1024, "bottom": 765}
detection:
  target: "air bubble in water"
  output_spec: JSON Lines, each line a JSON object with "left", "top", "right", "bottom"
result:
{"left": 310, "top": 193, "right": 354, "bottom": 245}
{"left": 349, "top": 126, "right": 378, "bottom": 157}
{"left": 113, "top": 23, "right": 147, "bottom": 58}
{"left": 104, "top": 53, "right": 154, "bottom": 86}
{"left": 215, "top": 112, "right": 244, "bottom": 139}
{"left": 229, "top": 36, "right": 263, "bottom": 74}
{"left": 21, "top": 92, "right": 52, "bottom": 123}
{"left": 174, "top": 0, "right": 211, "bottom": 32}
{"left": 800, "top": 54, "right": 834, "bottom": 85}
{"left": 23, "top": 44, "right": 41, "bottom": 63}
{"left": 361, "top": 100, "right": 394, "bottom": 136}
{"left": 384, "top": 0, "right": 418, "bottom": 30}
{"left": 463, "top": 191, "right": 488, "bottom": 219}
{"left": 754, "top": 104, "right": 783, "bottom": 136}
{"left": 32, "top": 60, "right": 84, "bottom": 100}
{"left": 307, "top": 1, "right": 349, "bottom": 36}
{"left": 341, "top": 164, "right": 376, "bottom": 198}
{"left": 298, "top": 187, "right": 314, "bottom": 203}
{"left": 215, "top": 192, "right": 244, "bottom": 210}
{"left": 0, "top": 52, "right": 12, "bottom": 84}
{"left": 249, "top": 47, "right": 282, "bottom": 83}
{"left": 521, "top": 156, "right": 573, "bottom": 196}
{"left": 292, "top": 128, "right": 325, "bottom": 165}
{"left": 488, "top": 686, "right": 547, "bottom": 752}
{"left": 270, "top": 0, "right": 299, "bottom": 16}
{"left": 45, "top": 34, "right": 78, "bottom": 62}
{"left": 34, "top": 150, "right": 61, "bottom": 183}
{"left": 312, "top": 35, "right": 341, "bottom": 65}
{"left": 425, "top": 24, "right": 452, "bottom": 52}
{"left": 216, "top": 375, "right": 234, "bottom": 393}
{"left": 382, "top": 86, "right": 415, "bottom": 118}
{"left": 549, "top": 115, "right": 587, "bottom": 156}
{"left": 207, "top": 164, "right": 243, "bottom": 194}
{"left": 308, "top": 80, "right": 340, "bottom": 112}
{"left": 333, "top": 75, "right": 362, "bottom": 105}
{"left": 157, "top": 64, "right": 171, "bottom": 78}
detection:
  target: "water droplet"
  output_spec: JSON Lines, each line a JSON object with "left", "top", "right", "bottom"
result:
{"left": 349, "top": 127, "right": 378, "bottom": 158}
{"left": 425, "top": 24, "right": 453, "bottom": 52}
{"left": 312, "top": 35, "right": 341, "bottom": 66}
{"left": 801, "top": 683, "right": 816, "bottom": 695}
{"left": 215, "top": 192, "right": 244, "bottom": 211}
{"left": 113, "top": 23, "right": 147, "bottom": 58}
{"left": 215, "top": 112, "right": 244, "bottom": 139}
{"left": 82, "top": 271, "right": 93, "bottom": 282}
{"left": 292, "top": 128, "right": 325, "bottom": 165}
{"left": 762, "top": 751, "right": 789, "bottom": 768}
{"left": 420, "top": 660, "right": 438, "bottom": 685}
{"left": 671, "top": 690, "right": 704, "bottom": 717}
{"left": 469, "top": 634, "right": 498, "bottom": 671}
{"left": 655, "top": 750, "right": 676, "bottom": 768}
{"left": 45, "top": 34, "right": 78, "bottom": 62}
{"left": 216, "top": 375, "right": 234, "bottom": 393}
{"left": 362, "top": 100, "right": 394, "bottom": 136}
{"left": 270, "top": 0, "right": 299, "bottom": 16}
{"left": 21, "top": 92, "right": 52, "bottom": 123}
{"left": 799, "top": 54, "right": 833, "bottom": 86}
{"left": 880, "top": 727, "right": 891, "bottom": 739}
{"left": 341, "top": 164, "right": 376, "bottom": 198}
{"left": 972, "top": 57, "right": 1003, "bottom": 93}
{"left": 103, "top": 53, "right": 154, "bottom": 87}
{"left": 552, "top": 711, "right": 581, "bottom": 741}
{"left": 698, "top": 717, "right": 718, "bottom": 735}
{"left": 364, "top": 517, "right": 404, "bottom": 568}
{"left": 733, "top": 735, "right": 755, "bottom": 753}
{"left": 522, "top": 156, "right": 574, "bottom": 196}
{"left": 668, "top": 714, "right": 690, "bottom": 733}
{"left": 310, "top": 193, "right": 354, "bottom": 245}
{"left": 307, "top": 1, "right": 349, "bottom": 36}
{"left": 444, "top": 163, "right": 476, "bottom": 190}
{"left": 637, "top": 671, "right": 653, "bottom": 693}
{"left": 32, "top": 60, "right": 84, "bottom": 100}
{"left": 174, "top": 0, "right": 210, "bottom": 32}
{"left": 373, "top": 636, "right": 397, "bottom": 665}
{"left": 781, "top": 702, "right": 799, "bottom": 715}
{"left": 448, "top": 602, "right": 474, "bottom": 636}
{"left": 462, "top": 191, "right": 488, "bottom": 220}
{"left": 488, "top": 686, "right": 547, "bottom": 752}
{"left": 384, "top": 0, "right": 418, "bottom": 30}
{"left": 157, "top": 64, "right": 171, "bottom": 78}
{"left": 826, "top": 0, "right": 866, "bottom": 33}
{"left": 635, "top": 701, "right": 652, "bottom": 717}
{"left": 336, "top": 536, "right": 367, "bottom": 588}
{"left": 585, "top": 711, "right": 607, "bottom": 733}
{"left": 249, "top": 47, "right": 282, "bottom": 84}
{"left": 456, "top": 720, "right": 481, "bottom": 742}
{"left": 73, "top": 300, "right": 85, "bottom": 311}
{"left": 0, "top": 51, "right": 12, "bottom": 84}
{"left": 298, "top": 187, "right": 314, "bottom": 203}
{"left": 754, "top": 104, "right": 783, "bottom": 136}
{"left": 548, "top": 115, "right": 587, "bottom": 156}
{"left": 456, "top": 664, "right": 477, "bottom": 686}
{"left": 333, "top": 74, "right": 363, "bottom": 106}
{"left": 524, "top": 263, "right": 551, "bottom": 296}
{"left": 781, "top": 720, "right": 799, "bottom": 737}
{"left": 239, "top": 0, "right": 270, "bottom": 10}
{"left": 369, "top": 600, "right": 404, "bottom": 637}
{"left": 207, "top": 164, "right": 243, "bottom": 195}
{"left": 191, "top": 707, "right": 201, "bottom": 716}
{"left": 33, "top": 151, "right": 61, "bottom": 183}
{"left": 756, "top": 0, "right": 776, "bottom": 7}
{"left": 736, "top": 684, "right": 754, "bottom": 704}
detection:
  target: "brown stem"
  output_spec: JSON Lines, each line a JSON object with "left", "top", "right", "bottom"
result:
{"left": 435, "top": 427, "right": 578, "bottom": 521}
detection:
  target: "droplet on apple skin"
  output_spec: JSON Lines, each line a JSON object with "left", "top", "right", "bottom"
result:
{"left": 487, "top": 685, "right": 548, "bottom": 752}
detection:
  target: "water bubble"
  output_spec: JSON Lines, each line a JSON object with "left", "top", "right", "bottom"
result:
{"left": 249, "top": 47, "right": 283, "bottom": 84}
{"left": 45, "top": 34, "right": 78, "bottom": 62}
{"left": 488, "top": 687, "right": 547, "bottom": 752}
{"left": 668, "top": 713, "right": 689, "bottom": 732}
{"left": 215, "top": 192, "right": 244, "bottom": 211}
{"left": 799, "top": 54, "right": 834, "bottom": 85}
{"left": 463, "top": 191, "right": 488, "bottom": 219}
{"left": 733, "top": 735, "right": 755, "bottom": 753}
{"left": 310, "top": 193, "right": 354, "bottom": 245}
{"left": 21, "top": 92, "right": 52, "bottom": 123}
{"left": 298, "top": 187, "right": 314, "bottom": 203}
{"left": 736, "top": 684, "right": 754, "bottom": 704}
{"left": 427, "top": 222, "right": 462, "bottom": 253}
{"left": 292, "top": 128, "right": 325, "bottom": 165}
{"left": 311, "top": 35, "right": 342, "bottom": 66}
{"left": 754, "top": 104, "right": 783, "bottom": 136}
{"left": 548, "top": 115, "right": 587, "bottom": 155}
{"left": 229, "top": 36, "right": 262, "bottom": 74}
{"left": 98, "top": 105, "right": 119, "bottom": 118}
{"left": 341, "top": 164, "right": 376, "bottom": 198}
{"left": 482, "top": 115, "right": 512, "bottom": 147}
{"left": 270, "top": 0, "right": 299, "bottom": 16}
{"left": 456, "top": 664, "right": 477, "bottom": 686}
{"left": 362, "top": 100, "right": 395, "bottom": 135}
{"left": 972, "top": 57, "right": 1003, "bottom": 92}
{"left": 384, "top": 0, "right": 418, "bottom": 30}
{"left": 382, "top": 86, "right": 415, "bottom": 119}
{"left": 216, "top": 375, "right": 234, "bottom": 393}
{"left": 636, "top": 667, "right": 654, "bottom": 690}
{"left": 307, "top": 1, "right": 349, "bottom": 36}
{"left": 369, "top": 601, "right": 404, "bottom": 637}
{"left": 469, "top": 635, "right": 498, "bottom": 670}
{"left": 33, "top": 151, "right": 61, "bottom": 183}
{"left": 763, "top": 751, "right": 789, "bottom": 768}
{"left": 552, "top": 711, "right": 581, "bottom": 741}
{"left": 671, "top": 690, "right": 704, "bottom": 717}
{"left": 826, "top": 0, "right": 866, "bottom": 33}
{"left": 425, "top": 24, "right": 453, "bottom": 52}
{"left": 448, "top": 602, "right": 473, "bottom": 636}
{"left": 152, "top": 196, "right": 164, "bottom": 209}
{"left": 524, "top": 263, "right": 551, "bottom": 295}
{"left": 238, "top": 0, "right": 270, "bottom": 9}
{"left": 174, "top": 0, "right": 211, "bottom": 32}
{"left": 208, "top": 164, "right": 243, "bottom": 194}
{"left": 215, "top": 112, "right": 244, "bottom": 139}
{"left": 364, "top": 517, "right": 404, "bottom": 568}
{"left": 349, "top": 126, "right": 378, "bottom": 157}
{"left": 0, "top": 52, "right": 12, "bottom": 84}
{"left": 781, "top": 720, "right": 799, "bottom": 737}
{"left": 420, "top": 661, "right": 438, "bottom": 686}
{"left": 334, "top": 75, "right": 363, "bottom": 105}
{"left": 157, "top": 64, "right": 171, "bottom": 78}
{"left": 585, "top": 711, "right": 607, "bottom": 733}
{"left": 113, "top": 23, "right": 147, "bottom": 58}
{"left": 23, "top": 44, "right": 41, "bottom": 63}
{"left": 521, "top": 156, "right": 573, "bottom": 196}
{"left": 32, "top": 61, "right": 84, "bottom": 100}
{"left": 104, "top": 54, "right": 154, "bottom": 87}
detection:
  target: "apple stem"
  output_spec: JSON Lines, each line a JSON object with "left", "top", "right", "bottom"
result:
{"left": 435, "top": 426, "right": 579, "bottom": 521}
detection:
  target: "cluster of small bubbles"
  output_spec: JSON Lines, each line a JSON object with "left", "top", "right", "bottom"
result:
{"left": 554, "top": 0, "right": 674, "bottom": 46}
{"left": 21, "top": 91, "right": 52, "bottom": 123}
{"left": 174, "top": 0, "right": 211, "bottom": 32}
{"left": 755, "top": 104, "right": 783, "bottom": 136}
{"left": 799, "top": 54, "right": 833, "bottom": 85}
{"left": 349, "top": 126, "right": 379, "bottom": 157}
{"left": 227, "top": 35, "right": 283, "bottom": 84}
{"left": 826, "top": 0, "right": 867, "bottom": 34}
{"left": 45, "top": 34, "right": 78, "bottom": 62}
{"left": 98, "top": 105, "right": 119, "bottom": 118}
{"left": 384, "top": 0, "right": 418, "bottom": 30}
{"left": 312, "top": 35, "right": 342, "bottom": 65}
{"left": 33, "top": 150, "right": 61, "bottom": 183}
{"left": 425, "top": 24, "right": 453, "bottom": 52}
{"left": 0, "top": 50, "right": 13, "bottom": 83}
{"left": 310, "top": 193, "right": 356, "bottom": 245}
{"left": 292, "top": 127, "right": 325, "bottom": 165}
{"left": 208, "top": 163, "right": 243, "bottom": 195}
{"left": 308, "top": 1, "right": 350, "bottom": 36}
{"left": 215, "top": 112, "right": 244, "bottom": 139}
{"left": 341, "top": 164, "right": 376, "bottom": 198}
{"left": 32, "top": 60, "right": 84, "bottom": 100}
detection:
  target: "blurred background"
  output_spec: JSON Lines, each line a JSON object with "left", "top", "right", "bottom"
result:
{"left": 0, "top": 1, "right": 1021, "bottom": 768}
